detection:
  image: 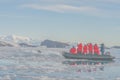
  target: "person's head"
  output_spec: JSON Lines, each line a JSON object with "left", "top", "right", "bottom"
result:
{"left": 101, "top": 43, "right": 104, "bottom": 46}
{"left": 72, "top": 46, "right": 75, "bottom": 48}
{"left": 94, "top": 44, "right": 97, "bottom": 46}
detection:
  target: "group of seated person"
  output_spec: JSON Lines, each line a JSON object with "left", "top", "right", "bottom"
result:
{"left": 70, "top": 43, "right": 101, "bottom": 55}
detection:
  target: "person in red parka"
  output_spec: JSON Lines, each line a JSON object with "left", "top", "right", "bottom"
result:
{"left": 83, "top": 45, "right": 88, "bottom": 55}
{"left": 70, "top": 46, "right": 77, "bottom": 54}
{"left": 88, "top": 43, "right": 93, "bottom": 54}
{"left": 77, "top": 43, "right": 83, "bottom": 54}
{"left": 93, "top": 44, "right": 100, "bottom": 55}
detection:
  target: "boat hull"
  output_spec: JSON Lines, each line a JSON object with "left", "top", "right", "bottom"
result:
{"left": 63, "top": 52, "right": 115, "bottom": 61}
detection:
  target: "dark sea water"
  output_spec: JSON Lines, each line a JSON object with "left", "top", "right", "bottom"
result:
{"left": 0, "top": 47, "right": 120, "bottom": 80}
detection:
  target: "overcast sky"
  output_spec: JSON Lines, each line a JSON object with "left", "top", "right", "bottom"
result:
{"left": 0, "top": 0, "right": 120, "bottom": 46}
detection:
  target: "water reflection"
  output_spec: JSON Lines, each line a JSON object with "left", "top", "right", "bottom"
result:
{"left": 62, "top": 60, "right": 114, "bottom": 72}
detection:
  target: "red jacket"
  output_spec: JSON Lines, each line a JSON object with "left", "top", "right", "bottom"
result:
{"left": 88, "top": 43, "right": 93, "bottom": 54}
{"left": 70, "top": 47, "right": 77, "bottom": 54}
{"left": 83, "top": 45, "right": 88, "bottom": 54}
{"left": 94, "top": 44, "right": 100, "bottom": 55}
{"left": 77, "top": 43, "right": 83, "bottom": 53}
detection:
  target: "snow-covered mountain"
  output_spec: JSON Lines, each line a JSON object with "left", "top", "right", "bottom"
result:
{"left": 0, "top": 35, "right": 39, "bottom": 47}
{"left": 0, "top": 41, "right": 18, "bottom": 47}
{"left": 0, "top": 34, "right": 31, "bottom": 43}
{"left": 0, "top": 35, "right": 70, "bottom": 48}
